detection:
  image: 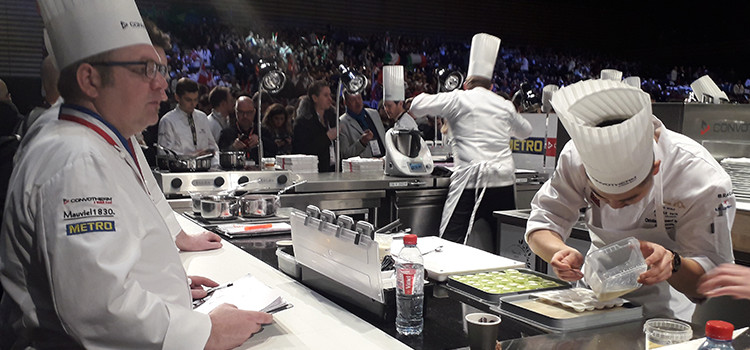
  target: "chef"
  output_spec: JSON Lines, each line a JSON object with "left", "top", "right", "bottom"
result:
{"left": 0, "top": 1, "right": 271, "bottom": 348}
{"left": 408, "top": 33, "right": 532, "bottom": 248}
{"left": 383, "top": 65, "right": 419, "bottom": 130}
{"left": 525, "top": 79, "right": 735, "bottom": 321}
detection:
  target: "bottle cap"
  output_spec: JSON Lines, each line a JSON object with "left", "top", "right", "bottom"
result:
{"left": 403, "top": 234, "right": 417, "bottom": 246}
{"left": 705, "top": 320, "right": 734, "bottom": 341}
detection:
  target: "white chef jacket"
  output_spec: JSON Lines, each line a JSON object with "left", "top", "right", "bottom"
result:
{"left": 410, "top": 87, "right": 532, "bottom": 188}
{"left": 526, "top": 117, "right": 735, "bottom": 321}
{"left": 393, "top": 111, "right": 419, "bottom": 131}
{"left": 14, "top": 102, "right": 182, "bottom": 241}
{"left": 0, "top": 105, "right": 211, "bottom": 349}
{"left": 158, "top": 106, "right": 220, "bottom": 167}
{"left": 207, "top": 110, "right": 228, "bottom": 143}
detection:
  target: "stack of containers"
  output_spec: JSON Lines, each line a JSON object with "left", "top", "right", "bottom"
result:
{"left": 276, "top": 155, "right": 319, "bottom": 173}
{"left": 342, "top": 157, "right": 384, "bottom": 173}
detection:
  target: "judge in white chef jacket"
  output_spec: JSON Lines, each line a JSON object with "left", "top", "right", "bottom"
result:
{"left": 383, "top": 65, "right": 419, "bottom": 131}
{"left": 525, "top": 79, "right": 735, "bottom": 321}
{"left": 0, "top": 1, "right": 272, "bottom": 349}
{"left": 408, "top": 33, "right": 532, "bottom": 248}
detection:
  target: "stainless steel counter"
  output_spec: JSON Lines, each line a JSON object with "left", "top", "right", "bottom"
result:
{"left": 292, "top": 172, "right": 441, "bottom": 192}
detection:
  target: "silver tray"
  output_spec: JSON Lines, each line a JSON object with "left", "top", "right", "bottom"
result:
{"left": 493, "top": 293, "right": 643, "bottom": 333}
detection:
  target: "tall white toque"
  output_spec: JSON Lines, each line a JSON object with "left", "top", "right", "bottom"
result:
{"left": 383, "top": 65, "right": 405, "bottom": 101}
{"left": 600, "top": 69, "right": 623, "bottom": 82}
{"left": 551, "top": 79, "right": 655, "bottom": 194}
{"left": 38, "top": 0, "right": 152, "bottom": 70}
{"left": 467, "top": 33, "right": 501, "bottom": 79}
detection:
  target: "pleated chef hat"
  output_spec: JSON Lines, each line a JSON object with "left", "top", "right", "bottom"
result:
{"left": 691, "top": 75, "right": 729, "bottom": 104}
{"left": 383, "top": 65, "right": 405, "bottom": 101}
{"left": 467, "top": 33, "right": 501, "bottom": 79}
{"left": 39, "top": 0, "right": 152, "bottom": 70}
{"left": 600, "top": 69, "right": 623, "bottom": 81}
{"left": 623, "top": 76, "right": 641, "bottom": 89}
{"left": 551, "top": 79, "right": 654, "bottom": 194}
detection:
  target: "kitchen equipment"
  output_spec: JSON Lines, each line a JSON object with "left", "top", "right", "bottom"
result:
{"left": 241, "top": 195, "right": 280, "bottom": 217}
{"left": 643, "top": 318, "right": 692, "bottom": 349}
{"left": 239, "top": 180, "right": 308, "bottom": 217}
{"left": 219, "top": 151, "right": 246, "bottom": 170}
{"left": 190, "top": 191, "right": 220, "bottom": 214}
{"left": 583, "top": 237, "right": 647, "bottom": 301}
{"left": 200, "top": 194, "right": 240, "bottom": 219}
{"left": 446, "top": 268, "right": 569, "bottom": 304}
{"left": 155, "top": 144, "right": 212, "bottom": 172}
{"left": 390, "top": 236, "right": 524, "bottom": 281}
{"left": 383, "top": 129, "right": 434, "bottom": 176}
{"left": 152, "top": 170, "right": 294, "bottom": 198}
{"left": 495, "top": 292, "right": 642, "bottom": 333}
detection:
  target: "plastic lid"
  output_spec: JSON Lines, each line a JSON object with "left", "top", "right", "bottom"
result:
{"left": 705, "top": 320, "right": 734, "bottom": 340}
{"left": 403, "top": 234, "right": 417, "bottom": 246}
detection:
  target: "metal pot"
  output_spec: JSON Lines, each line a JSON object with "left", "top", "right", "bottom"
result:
{"left": 200, "top": 194, "right": 240, "bottom": 219}
{"left": 190, "top": 192, "right": 220, "bottom": 214}
{"left": 240, "top": 194, "right": 280, "bottom": 217}
{"left": 219, "top": 151, "right": 246, "bottom": 170}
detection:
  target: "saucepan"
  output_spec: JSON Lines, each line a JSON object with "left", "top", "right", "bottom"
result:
{"left": 155, "top": 144, "right": 213, "bottom": 172}
{"left": 219, "top": 151, "right": 246, "bottom": 170}
{"left": 239, "top": 180, "right": 308, "bottom": 217}
{"left": 200, "top": 194, "right": 240, "bottom": 220}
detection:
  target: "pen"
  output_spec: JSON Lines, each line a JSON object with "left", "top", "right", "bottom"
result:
{"left": 205, "top": 282, "right": 233, "bottom": 295}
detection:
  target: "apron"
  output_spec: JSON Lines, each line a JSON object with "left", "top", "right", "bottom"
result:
{"left": 439, "top": 156, "right": 509, "bottom": 245}
{"left": 585, "top": 167, "right": 694, "bottom": 320}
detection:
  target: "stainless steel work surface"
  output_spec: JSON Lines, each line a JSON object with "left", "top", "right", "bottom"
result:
{"left": 294, "top": 173, "right": 435, "bottom": 192}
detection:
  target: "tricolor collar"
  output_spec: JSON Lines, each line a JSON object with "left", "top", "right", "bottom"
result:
{"left": 59, "top": 103, "right": 135, "bottom": 161}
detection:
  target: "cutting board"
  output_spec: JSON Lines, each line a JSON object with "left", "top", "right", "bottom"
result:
{"left": 390, "top": 236, "right": 524, "bottom": 281}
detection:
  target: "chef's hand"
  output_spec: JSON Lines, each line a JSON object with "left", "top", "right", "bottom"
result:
{"left": 245, "top": 134, "right": 260, "bottom": 148}
{"left": 175, "top": 230, "right": 222, "bottom": 251}
{"left": 550, "top": 247, "right": 584, "bottom": 281}
{"left": 326, "top": 127, "right": 338, "bottom": 141}
{"left": 637, "top": 240, "right": 673, "bottom": 285}
{"left": 697, "top": 263, "right": 750, "bottom": 300}
{"left": 188, "top": 275, "right": 219, "bottom": 300}
{"left": 359, "top": 129, "right": 374, "bottom": 145}
{"left": 206, "top": 304, "right": 273, "bottom": 350}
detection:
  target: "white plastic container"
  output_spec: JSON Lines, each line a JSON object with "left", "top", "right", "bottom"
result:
{"left": 584, "top": 237, "right": 647, "bottom": 300}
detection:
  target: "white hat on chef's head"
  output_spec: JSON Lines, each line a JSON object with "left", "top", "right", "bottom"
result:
{"left": 551, "top": 79, "right": 654, "bottom": 194}
{"left": 541, "top": 84, "right": 559, "bottom": 113}
{"left": 600, "top": 69, "right": 623, "bottom": 82}
{"left": 383, "top": 65, "right": 405, "bottom": 101}
{"left": 467, "top": 33, "right": 501, "bottom": 79}
{"left": 39, "top": 0, "right": 152, "bottom": 70}
{"left": 623, "top": 76, "right": 641, "bottom": 89}
{"left": 691, "top": 75, "right": 729, "bottom": 104}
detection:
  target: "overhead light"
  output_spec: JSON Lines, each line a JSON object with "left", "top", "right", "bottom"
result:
{"left": 338, "top": 64, "right": 368, "bottom": 94}
{"left": 436, "top": 68, "right": 464, "bottom": 92}
{"left": 259, "top": 59, "right": 286, "bottom": 95}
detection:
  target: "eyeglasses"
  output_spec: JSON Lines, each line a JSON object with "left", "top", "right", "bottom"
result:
{"left": 90, "top": 60, "right": 168, "bottom": 80}
{"left": 235, "top": 109, "right": 255, "bottom": 116}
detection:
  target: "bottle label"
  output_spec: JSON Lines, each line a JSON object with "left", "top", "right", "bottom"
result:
{"left": 400, "top": 267, "right": 416, "bottom": 295}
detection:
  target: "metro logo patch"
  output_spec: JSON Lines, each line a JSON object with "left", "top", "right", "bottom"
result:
{"left": 66, "top": 220, "right": 115, "bottom": 236}
{"left": 510, "top": 137, "right": 546, "bottom": 155}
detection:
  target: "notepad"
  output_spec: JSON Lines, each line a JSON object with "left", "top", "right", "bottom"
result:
{"left": 194, "top": 273, "right": 291, "bottom": 314}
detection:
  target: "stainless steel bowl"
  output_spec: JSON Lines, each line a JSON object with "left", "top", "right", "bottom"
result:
{"left": 240, "top": 194, "right": 280, "bottom": 217}
{"left": 200, "top": 195, "right": 240, "bottom": 219}
{"left": 219, "top": 151, "right": 245, "bottom": 170}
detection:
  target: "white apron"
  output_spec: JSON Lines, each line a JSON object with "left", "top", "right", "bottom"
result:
{"left": 585, "top": 168, "right": 694, "bottom": 320}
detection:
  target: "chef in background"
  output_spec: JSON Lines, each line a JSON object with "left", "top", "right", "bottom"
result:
{"left": 383, "top": 65, "right": 419, "bottom": 131}
{"left": 0, "top": 0, "right": 271, "bottom": 348}
{"left": 407, "top": 33, "right": 532, "bottom": 249}
{"left": 526, "top": 79, "right": 735, "bottom": 321}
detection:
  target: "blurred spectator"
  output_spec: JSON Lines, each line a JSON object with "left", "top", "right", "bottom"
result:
{"left": 207, "top": 86, "right": 234, "bottom": 141}
{"left": 261, "top": 103, "right": 293, "bottom": 155}
{"left": 292, "top": 80, "right": 337, "bottom": 172}
{"left": 218, "top": 96, "right": 272, "bottom": 163}
{"left": 339, "top": 91, "right": 386, "bottom": 159}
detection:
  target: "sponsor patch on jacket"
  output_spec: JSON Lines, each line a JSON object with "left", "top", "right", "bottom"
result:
{"left": 66, "top": 220, "right": 116, "bottom": 235}
{"left": 63, "top": 196, "right": 112, "bottom": 205}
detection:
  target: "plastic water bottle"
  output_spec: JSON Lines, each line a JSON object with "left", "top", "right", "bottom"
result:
{"left": 395, "top": 234, "right": 424, "bottom": 336}
{"left": 697, "top": 320, "right": 734, "bottom": 350}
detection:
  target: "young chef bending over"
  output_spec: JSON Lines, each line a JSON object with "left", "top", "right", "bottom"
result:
{"left": 525, "top": 79, "right": 735, "bottom": 321}
{"left": 0, "top": 1, "right": 271, "bottom": 348}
